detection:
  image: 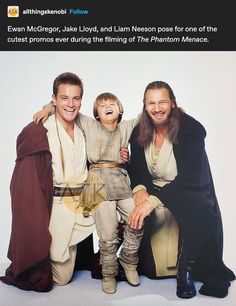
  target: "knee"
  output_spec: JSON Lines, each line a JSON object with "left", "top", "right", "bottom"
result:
{"left": 52, "top": 263, "right": 74, "bottom": 286}
{"left": 53, "top": 271, "right": 73, "bottom": 286}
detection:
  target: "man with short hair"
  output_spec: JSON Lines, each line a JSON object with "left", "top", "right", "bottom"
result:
{"left": 0, "top": 72, "right": 95, "bottom": 291}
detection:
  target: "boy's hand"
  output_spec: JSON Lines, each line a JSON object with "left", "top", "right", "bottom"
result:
{"left": 33, "top": 105, "right": 54, "bottom": 124}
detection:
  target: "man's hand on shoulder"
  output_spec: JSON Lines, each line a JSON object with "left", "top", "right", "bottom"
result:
{"left": 120, "top": 147, "right": 129, "bottom": 163}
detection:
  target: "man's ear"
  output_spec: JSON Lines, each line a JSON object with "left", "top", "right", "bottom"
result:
{"left": 52, "top": 95, "right": 57, "bottom": 106}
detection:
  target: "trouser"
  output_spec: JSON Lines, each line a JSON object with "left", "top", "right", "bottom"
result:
{"left": 92, "top": 198, "right": 143, "bottom": 277}
{"left": 49, "top": 194, "right": 95, "bottom": 285}
{"left": 51, "top": 245, "right": 77, "bottom": 285}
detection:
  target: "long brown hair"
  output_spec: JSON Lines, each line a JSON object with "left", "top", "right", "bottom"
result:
{"left": 138, "top": 81, "right": 184, "bottom": 148}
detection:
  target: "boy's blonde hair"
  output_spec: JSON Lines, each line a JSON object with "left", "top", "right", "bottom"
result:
{"left": 93, "top": 92, "right": 124, "bottom": 122}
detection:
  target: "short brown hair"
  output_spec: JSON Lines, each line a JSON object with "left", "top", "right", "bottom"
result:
{"left": 53, "top": 72, "right": 84, "bottom": 97}
{"left": 93, "top": 92, "right": 124, "bottom": 122}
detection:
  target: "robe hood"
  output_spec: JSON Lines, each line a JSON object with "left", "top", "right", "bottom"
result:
{"left": 16, "top": 122, "right": 50, "bottom": 160}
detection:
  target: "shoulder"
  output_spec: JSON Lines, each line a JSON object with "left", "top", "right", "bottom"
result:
{"left": 77, "top": 112, "right": 100, "bottom": 129}
{"left": 77, "top": 113, "right": 94, "bottom": 122}
{"left": 120, "top": 116, "right": 139, "bottom": 127}
{"left": 178, "top": 113, "right": 206, "bottom": 139}
{"left": 16, "top": 122, "right": 49, "bottom": 159}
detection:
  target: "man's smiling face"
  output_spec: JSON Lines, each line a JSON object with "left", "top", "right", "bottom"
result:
{"left": 52, "top": 83, "right": 82, "bottom": 127}
{"left": 145, "top": 88, "right": 175, "bottom": 127}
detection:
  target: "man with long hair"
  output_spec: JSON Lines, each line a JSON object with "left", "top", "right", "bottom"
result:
{"left": 127, "top": 81, "right": 235, "bottom": 298}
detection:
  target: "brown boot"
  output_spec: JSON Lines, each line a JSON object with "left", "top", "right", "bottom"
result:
{"left": 102, "top": 276, "right": 116, "bottom": 294}
{"left": 119, "top": 259, "right": 140, "bottom": 286}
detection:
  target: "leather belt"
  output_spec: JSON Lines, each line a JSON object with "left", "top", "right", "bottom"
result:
{"left": 53, "top": 186, "right": 83, "bottom": 197}
{"left": 89, "top": 162, "right": 123, "bottom": 170}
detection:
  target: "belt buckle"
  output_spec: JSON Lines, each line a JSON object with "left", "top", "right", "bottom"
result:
{"left": 54, "top": 189, "right": 61, "bottom": 197}
{"left": 83, "top": 207, "right": 90, "bottom": 218}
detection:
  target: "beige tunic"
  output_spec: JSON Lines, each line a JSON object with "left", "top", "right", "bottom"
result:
{"left": 44, "top": 115, "right": 95, "bottom": 262}
{"left": 76, "top": 113, "right": 139, "bottom": 200}
{"left": 145, "top": 137, "right": 179, "bottom": 277}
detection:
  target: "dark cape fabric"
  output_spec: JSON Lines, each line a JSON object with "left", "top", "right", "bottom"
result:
{"left": 0, "top": 122, "right": 53, "bottom": 291}
{"left": 0, "top": 122, "right": 94, "bottom": 292}
{"left": 128, "top": 113, "right": 235, "bottom": 294}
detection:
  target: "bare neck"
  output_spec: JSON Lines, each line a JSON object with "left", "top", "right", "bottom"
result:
{"left": 56, "top": 117, "right": 75, "bottom": 141}
{"left": 101, "top": 120, "right": 118, "bottom": 132}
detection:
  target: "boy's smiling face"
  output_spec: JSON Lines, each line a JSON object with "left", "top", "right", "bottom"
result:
{"left": 97, "top": 99, "right": 120, "bottom": 124}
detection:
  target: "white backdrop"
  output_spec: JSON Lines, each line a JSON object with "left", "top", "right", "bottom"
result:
{"left": 0, "top": 52, "right": 235, "bottom": 274}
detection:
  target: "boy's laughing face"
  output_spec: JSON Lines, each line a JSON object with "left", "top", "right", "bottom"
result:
{"left": 97, "top": 99, "right": 120, "bottom": 124}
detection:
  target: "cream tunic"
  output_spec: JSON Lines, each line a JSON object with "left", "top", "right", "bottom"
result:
{"left": 145, "top": 137, "right": 178, "bottom": 187}
{"left": 145, "top": 137, "right": 179, "bottom": 277}
{"left": 76, "top": 113, "right": 139, "bottom": 200}
{"left": 44, "top": 115, "right": 95, "bottom": 262}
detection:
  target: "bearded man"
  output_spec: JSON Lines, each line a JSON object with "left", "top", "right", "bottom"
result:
{"left": 127, "top": 81, "right": 235, "bottom": 298}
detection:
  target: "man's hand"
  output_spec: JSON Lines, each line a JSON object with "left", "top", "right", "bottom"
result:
{"left": 134, "top": 189, "right": 149, "bottom": 206}
{"left": 120, "top": 147, "right": 129, "bottom": 163}
{"left": 33, "top": 105, "right": 54, "bottom": 124}
{"left": 128, "top": 201, "right": 154, "bottom": 229}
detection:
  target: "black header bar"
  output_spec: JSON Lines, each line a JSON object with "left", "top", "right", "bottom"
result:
{"left": 1, "top": 0, "right": 235, "bottom": 51}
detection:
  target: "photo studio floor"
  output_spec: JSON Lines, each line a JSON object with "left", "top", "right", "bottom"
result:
{"left": 0, "top": 263, "right": 235, "bottom": 306}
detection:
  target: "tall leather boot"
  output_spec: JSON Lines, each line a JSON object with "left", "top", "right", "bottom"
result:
{"left": 176, "top": 262, "right": 196, "bottom": 298}
{"left": 176, "top": 240, "right": 196, "bottom": 298}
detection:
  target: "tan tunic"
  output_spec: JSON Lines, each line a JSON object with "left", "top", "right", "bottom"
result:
{"left": 145, "top": 137, "right": 179, "bottom": 277}
{"left": 76, "top": 113, "right": 139, "bottom": 200}
{"left": 44, "top": 115, "right": 95, "bottom": 262}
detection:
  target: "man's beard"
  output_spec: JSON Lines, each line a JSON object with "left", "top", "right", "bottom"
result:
{"left": 153, "top": 116, "right": 170, "bottom": 128}
{"left": 151, "top": 108, "right": 174, "bottom": 128}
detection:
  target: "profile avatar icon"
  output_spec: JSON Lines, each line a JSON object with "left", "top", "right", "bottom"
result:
{"left": 7, "top": 6, "right": 19, "bottom": 17}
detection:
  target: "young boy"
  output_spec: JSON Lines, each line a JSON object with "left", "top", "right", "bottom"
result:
{"left": 34, "top": 92, "right": 143, "bottom": 294}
